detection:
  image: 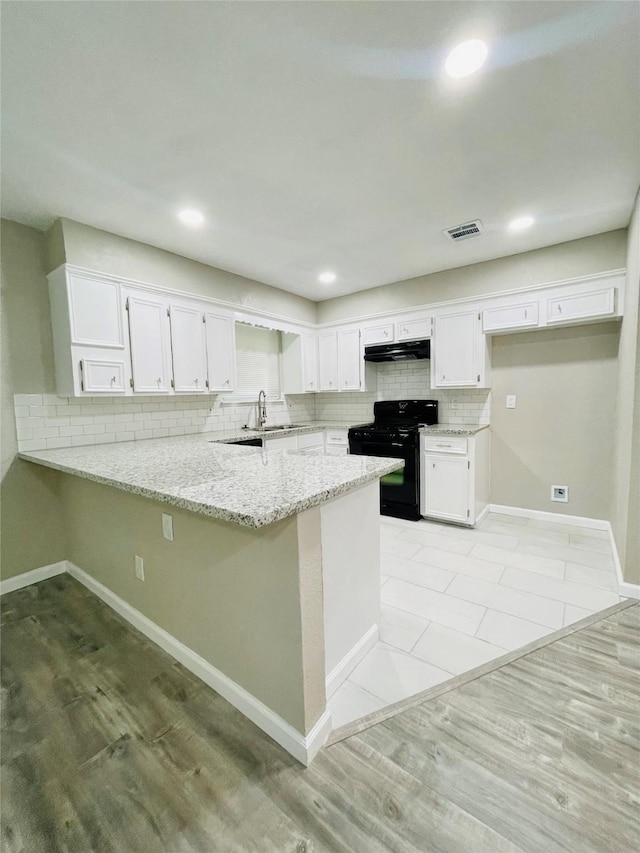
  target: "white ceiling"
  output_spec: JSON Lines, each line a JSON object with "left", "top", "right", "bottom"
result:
{"left": 1, "top": 2, "right": 638, "bottom": 300}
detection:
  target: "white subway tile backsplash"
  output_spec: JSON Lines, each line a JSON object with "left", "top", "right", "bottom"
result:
{"left": 14, "top": 362, "right": 489, "bottom": 453}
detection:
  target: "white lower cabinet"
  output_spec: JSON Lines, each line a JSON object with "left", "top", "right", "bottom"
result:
{"left": 420, "top": 430, "right": 490, "bottom": 526}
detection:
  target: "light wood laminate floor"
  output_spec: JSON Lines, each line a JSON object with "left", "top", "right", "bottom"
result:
{"left": 2, "top": 574, "right": 639, "bottom": 852}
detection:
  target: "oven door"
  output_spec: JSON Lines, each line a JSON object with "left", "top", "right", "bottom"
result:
{"left": 348, "top": 437, "right": 420, "bottom": 520}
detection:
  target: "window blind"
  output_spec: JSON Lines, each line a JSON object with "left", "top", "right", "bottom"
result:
{"left": 234, "top": 323, "right": 282, "bottom": 399}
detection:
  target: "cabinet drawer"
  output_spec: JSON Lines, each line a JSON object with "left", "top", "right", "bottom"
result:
{"left": 297, "top": 431, "right": 324, "bottom": 450}
{"left": 325, "top": 429, "right": 348, "bottom": 446}
{"left": 422, "top": 435, "right": 467, "bottom": 454}
{"left": 396, "top": 317, "right": 432, "bottom": 341}
{"left": 80, "top": 359, "right": 127, "bottom": 393}
{"left": 362, "top": 323, "right": 394, "bottom": 345}
{"left": 266, "top": 434, "right": 298, "bottom": 450}
{"left": 547, "top": 287, "right": 616, "bottom": 325}
{"left": 482, "top": 302, "right": 539, "bottom": 334}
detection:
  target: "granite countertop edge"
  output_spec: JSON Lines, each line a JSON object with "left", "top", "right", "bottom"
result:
{"left": 18, "top": 442, "right": 402, "bottom": 529}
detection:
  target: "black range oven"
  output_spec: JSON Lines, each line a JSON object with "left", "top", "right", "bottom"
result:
{"left": 348, "top": 400, "right": 438, "bottom": 521}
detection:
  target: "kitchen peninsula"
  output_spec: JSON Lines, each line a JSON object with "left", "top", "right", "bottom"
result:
{"left": 20, "top": 435, "right": 401, "bottom": 763}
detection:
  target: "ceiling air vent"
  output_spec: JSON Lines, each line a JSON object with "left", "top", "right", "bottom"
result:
{"left": 443, "top": 219, "right": 484, "bottom": 242}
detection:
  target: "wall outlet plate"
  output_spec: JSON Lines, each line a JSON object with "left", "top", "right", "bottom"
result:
{"left": 162, "top": 513, "right": 174, "bottom": 541}
{"left": 506, "top": 395, "right": 516, "bottom": 409}
{"left": 134, "top": 554, "right": 145, "bottom": 581}
{"left": 551, "top": 485, "right": 569, "bottom": 502}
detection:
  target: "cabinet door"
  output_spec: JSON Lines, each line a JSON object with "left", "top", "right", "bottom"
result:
{"left": 396, "top": 317, "right": 432, "bottom": 341}
{"left": 318, "top": 332, "right": 338, "bottom": 391}
{"left": 266, "top": 434, "right": 298, "bottom": 451}
{"left": 482, "top": 302, "right": 539, "bottom": 334}
{"left": 169, "top": 304, "right": 207, "bottom": 393}
{"left": 432, "top": 310, "right": 478, "bottom": 387}
{"left": 337, "top": 328, "right": 361, "bottom": 391}
{"left": 68, "top": 272, "right": 124, "bottom": 348}
{"left": 80, "top": 359, "right": 127, "bottom": 394}
{"left": 546, "top": 287, "right": 616, "bottom": 325}
{"left": 127, "top": 293, "right": 173, "bottom": 394}
{"left": 204, "top": 312, "right": 236, "bottom": 391}
{"left": 362, "top": 323, "right": 394, "bottom": 345}
{"left": 302, "top": 333, "right": 319, "bottom": 392}
{"left": 422, "top": 454, "right": 470, "bottom": 523}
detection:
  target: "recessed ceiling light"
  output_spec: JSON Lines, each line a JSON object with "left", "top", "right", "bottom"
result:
{"left": 178, "top": 209, "right": 204, "bottom": 226}
{"left": 318, "top": 271, "right": 336, "bottom": 284}
{"left": 445, "top": 39, "right": 488, "bottom": 78}
{"left": 508, "top": 215, "right": 535, "bottom": 231}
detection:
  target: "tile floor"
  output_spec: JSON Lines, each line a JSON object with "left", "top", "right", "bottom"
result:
{"left": 328, "top": 511, "right": 624, "bottom": 728}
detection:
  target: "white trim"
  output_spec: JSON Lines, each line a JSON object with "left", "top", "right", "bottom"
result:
{"left": 475, "top": 504, "right": 490, "bottom": 526}
{"left": 325, "top": 623, "right": 378, "bottom": 699}
{"left": 315, "top": 268, "right": 626, "bottom": 328}
{"left": 489, "top": 505, "right": 640, "bottom": 600}
{"left": 606, "top": 523, "right": 640, "bottom": 600}
{"left": 488, "top": 504, "right": 609, "bottom": 530}
{"left": 65, "top": 562, "right": 332, "bottom": 765}
{"left": 0, "top": 561, "right": 67, "bottom": 596}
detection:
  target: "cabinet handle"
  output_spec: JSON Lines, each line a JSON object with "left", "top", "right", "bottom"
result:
{"left": 558, "top": 305, "right": 562, "bottom": 313}
{"left": 195, "top": 378, "right": 199, "bottom": 385}
{"left": 524, "top": 309, "right": 528, "bottom": 319}
{"left": 157, "top": 378, "right": 162, "bottom": 386}
{"left": 344, "top": 380, "right": 348, "bottom": 386}
{"left": 384, "top": 330, "right": 389, "bottom": 337}
{"left": 442, "top": 374, "right": 446, "bottom": 381}
{"left": 111, "top": 376, "right": 117, "bottom": 384}
{"left": 225, "top": 379, "right": 230, "bottom": 386}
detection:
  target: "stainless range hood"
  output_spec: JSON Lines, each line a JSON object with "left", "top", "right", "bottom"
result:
{"left": 364, "top": 339, "right": 430, "bottom": 363}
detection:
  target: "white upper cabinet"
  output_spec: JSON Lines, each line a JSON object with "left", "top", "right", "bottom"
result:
{"left": 126, "top": 290, "right": 173, "bottom": 394}
{"left": 432, "top": 309, "right": 490, "bottom": 388}
{"left": 318, "top": 331, "right": 338, "bottom": 391}
{"left": 169, "top": 303, "right": 207, "bottom": 393}
{"left": 337, "top": 328, "right": 361, "bottom": 391}
{"left": 482, "top": 301, "right": 539, "bottom": 334}
{"left": 395, "top": 316, "right": 432, "bottom": 341}
{"left": 362, "top": 322, "right": 394, "bottom": 346}
{"left": 67, "top": 271, "right": 124, "bottom": 348}
{"left": 546, "top": 286, "right": 616, "bottom": 326}
{"left": 48, "top": 266, "right": 131, "bottom": 396}
{"left": 302, "top": 332, "right": 319, "bottom": 392}
{"left": 204, "top": 311, "right": 236, "bottom": 391}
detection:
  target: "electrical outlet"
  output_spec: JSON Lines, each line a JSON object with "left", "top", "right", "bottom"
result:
{"left": 162, "top": 513, "right": 174, "bottom": 541}
{"left": 134, "top": 555, "right": 145, "bottom": 581}
{"left": 451, "top": 398, "right": 460, "bottom": 410}
{"left": 506, "top": 395, "right": 516, "bottom": 409}
{"left": 551, "top": 485, "right": 569, "bottom": 503}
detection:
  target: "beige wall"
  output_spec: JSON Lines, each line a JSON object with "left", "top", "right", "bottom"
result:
{"left": 611, "top": 189, "right": 640, "bottom": 584}
{"left": 61, "top": 475, "right": 325, "bottom": 734}
{"left": 317, "top": 230, "right": 627, "bottom": 323}
{"left": 54, "top": 218, "right": 318, "bottom": 325}
{"left": 1, "top": 220, "right": 67, "bottom": 580}
{"left": 491, "top": 323, "right": 620, "bottom": 519}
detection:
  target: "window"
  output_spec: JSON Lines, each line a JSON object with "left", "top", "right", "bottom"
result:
{"left": 233, "top": 323, "right": 282, "bottom": 400}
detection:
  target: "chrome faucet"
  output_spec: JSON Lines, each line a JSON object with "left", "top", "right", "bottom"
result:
{"left": 257, "top": 389, "right": 267, "bottom": 428}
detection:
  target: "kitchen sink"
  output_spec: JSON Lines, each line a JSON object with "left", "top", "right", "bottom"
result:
{"left": 254, "top": 424, "right": 308, "bottom": 432}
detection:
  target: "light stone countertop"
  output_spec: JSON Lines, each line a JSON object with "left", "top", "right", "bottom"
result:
{"left": 419, "top": 424, "right": 490, "bottom": 436}
{"left": 19, "top": 433, "right": 401, "bottom": 528}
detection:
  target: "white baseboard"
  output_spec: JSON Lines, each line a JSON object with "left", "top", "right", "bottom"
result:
{"left": 604, "top": 523, "right": 640, "bottom": 600}
{"left": 475, "top": 504, "right": 490, "bottom": 526}
{"left": 489, "top": 505, "right": 640, "bottom": 600}
{"left": 325, "top": 623, "right": 378, "bottom": 699}
{"left": 62, "top": 561, "right": 331, "bottom": 765}
{"left": 0, "top": 561, "right": 67, "bottom": 596}
{"left": 489, "top": 504, "right": 609, "bottom": 530}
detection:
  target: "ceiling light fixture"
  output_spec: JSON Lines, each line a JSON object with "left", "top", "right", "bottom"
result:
{"left": 178, "top": 209, "right": 204, "bottom": 226}
{"left": 508, "top": 215, "right": 535, "bottom": 231}
{"left": 445, "top": 39, "right": 488, "bottom": 78}
{"left": 318, "top": 271, "right": 336, "bottom": 284}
